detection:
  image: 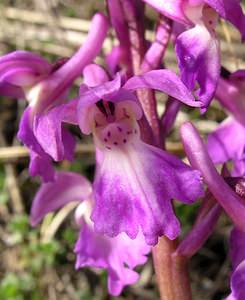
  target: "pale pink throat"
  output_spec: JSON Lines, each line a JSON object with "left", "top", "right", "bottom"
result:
{"left": 89, "top": 100, "right": 141, "bottom": 150}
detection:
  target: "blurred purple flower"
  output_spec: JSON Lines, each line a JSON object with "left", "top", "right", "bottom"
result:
{"left": 141, "top": 0, "right": 245, "bottom": 109}
{"left": 31, "top": 171, "right": 150, "bottom": 296}
{"left": 0, "top": 13, "right": 109, "bottom": 181}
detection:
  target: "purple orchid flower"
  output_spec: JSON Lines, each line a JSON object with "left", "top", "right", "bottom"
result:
{"left": 141, "top": 0, "right": 245, "bottom": 109}
{"left": 226, "top": 228, "right": 245, "bottom": 300}
{"left": 31, "top": 171, "right": 151, "bottom": 296}
{"left": 35, "top": 63, "right": 204, "bottom": 245}
{"left": 0, "top": 13, "right": 109, "bottom": 181}
{"left": 207, "top": 70, "right": 245, "bottom": 176}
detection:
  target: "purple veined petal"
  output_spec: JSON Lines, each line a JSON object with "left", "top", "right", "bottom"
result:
{"left": 74, "top": 223, "right": 150, "bottom": 296}
{"left": 0, "top": 82, "right": 24, "bottom": 99}
{"left": 0, "top": 67, "right": 41, "bottom": 86}
{"left": 141, "top": 0, "right": 190, "bottom": 25}
{"left": 91, "top": 140, "right": 203, "bottom": 245}
{"left": 123, "top": 69, "right": 203, "bottom": 107}
{"left": 17, "top": 107, "right": 55, "bottom": 181}
{"left": 175, "top": 203, "right": 222, "bottom": 257}
{"left": 204, "top": 0, "right": 245, "bottom": 41}
{"left": 207, "top": 118, "right": 245, "bottom": 169}
{"left": 0, "top": 50, "right": 52, "bottom": 75}
{"left": 180, "top": 122, "right": 245, "bottom": 232}
{"left": 33, "top": 100, "right": 77, "bottom": 161}
{"left": 83, "top": 64, "right": 109, "bottom": 87}
{"left": 31, "top": 171, "right": 92, "bottom": 226}
{"left": 175, "top": 22, "right": 220, "bottom": 109}
{"left": 29, "top": 150, "right": 55, "bottom": 183}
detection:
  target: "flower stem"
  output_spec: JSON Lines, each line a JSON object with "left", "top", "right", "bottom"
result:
{"left": 153, "top": 237, "right": 192, "bottom": 300}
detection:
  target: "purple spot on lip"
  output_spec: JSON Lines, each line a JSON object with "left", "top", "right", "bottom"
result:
{"left": 104, "top": 138, "right": 108, "bottom": 142}
{"left": 123, "top": 139, "right": 127, "bottom": 143}
{"left": 117, "top": 126, "right": 122, "bottom": 132}
{"left": 107, "top": 131, "right": 111, "bottom": 137}
{"left": 113, "top": 142, "right": 118, "bottom": 145}
{"left": 127, "top": 131, "right": 132, "bottom": 135}
{"left": 134, "top": 129, "right": 137, "bottom": 134}
{"left": 106, "top": 146, "right": 111, "bottom": 150}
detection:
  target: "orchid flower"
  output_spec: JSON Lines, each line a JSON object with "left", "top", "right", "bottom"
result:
{"left": 141, "top": 0, "right": 245, "bottom": 110}
{"left": 31, "top": 171, "right": 151, "bottom": 296}
{"left": 207, "top": 70, "right": 245, "bottom": 176}
{"left": 226, "top": 228, "right": 245, "bottom": 300}
{"left": 0, "top": 13, "right": 109, "bottom": 181}
{"left": 35, "top": 64, "right": 204, "bottom": 245}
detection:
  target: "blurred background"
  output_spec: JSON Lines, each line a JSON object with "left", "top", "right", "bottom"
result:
{"left": 0, "top": 1, "right": 244, "bottom": 299}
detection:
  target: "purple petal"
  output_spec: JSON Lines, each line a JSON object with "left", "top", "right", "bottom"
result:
{"left": 207, "top": 118, "right": 245, "bottom": 173}
{"left": 231, "top": 70, "right": 245, "bottom": 80}
{"left": 227, "top": 228, "right": 245, "bottom": 300}
{"left": 161, "top": 97, "right": 181, "bottom": 143}
{"left": 205, "top": 0, "right": 245, "bottom": 41}
{"left": 175, "top": 203, "right": 221, "bottom": 257}
{"left": 230, "top": 261, "right": 245, "bottom": 300}
{"left": 180, "top": 122, "right": 245, "bottom": 232}
{"left": 0, "top": 50, "right": 52, "bottom": 75}
{"left": 17, "top": 107, "right": 55, "bottom": 181}
{"left": 230, "top": 228, "right": 245, "bottom": 270}
{"left": 141, "top": 0, "right": 190, "bottom": 25}
{"left": 106, "top": 1, "right": 132, "bottom": 74}
{"left": 215, "top": 76, "right": 245, "bottom": 127}
{"left": 175, "top": 23, "right": 220, "bottom": 109}
{"left": 27, "top": 13, "right": 109, "bottom": 116}
{"left": 83, "top": 64, "right": 109, "bottom": 87}
{"left": 105, "top": 46, "right": 122, "bottom": 75}
{"left": 53, "top": 13, "right": 109, "bottom": 90}
{"left": 75, "top": 224, "right": 150, "bottom": 296}
{"left": 0, "top": 82, "right": 24, "bottom": 99}
{"left": 0, "top": 67, "right": 41, "bottom": 86}
{"left": 33, "top": 101, "right": 77, "bottom": 161}
{"left": 92, "top": 140, "right": 203, "bottom": 245}
{"left": 123, "top": 69, "right": 203, "bottom": 107}
{"left": 29, "top": 151, "right": 55, "bottom": 183}
{"left": 31, "top": 171, "right": 92, "bottom": 226}
{"left": 233, "top": 160, "right": 245, "bottom": 177}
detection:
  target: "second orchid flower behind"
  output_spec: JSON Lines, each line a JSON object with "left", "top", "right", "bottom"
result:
{"left": 36, "top": 64, "right": 204, "bottom": 246}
